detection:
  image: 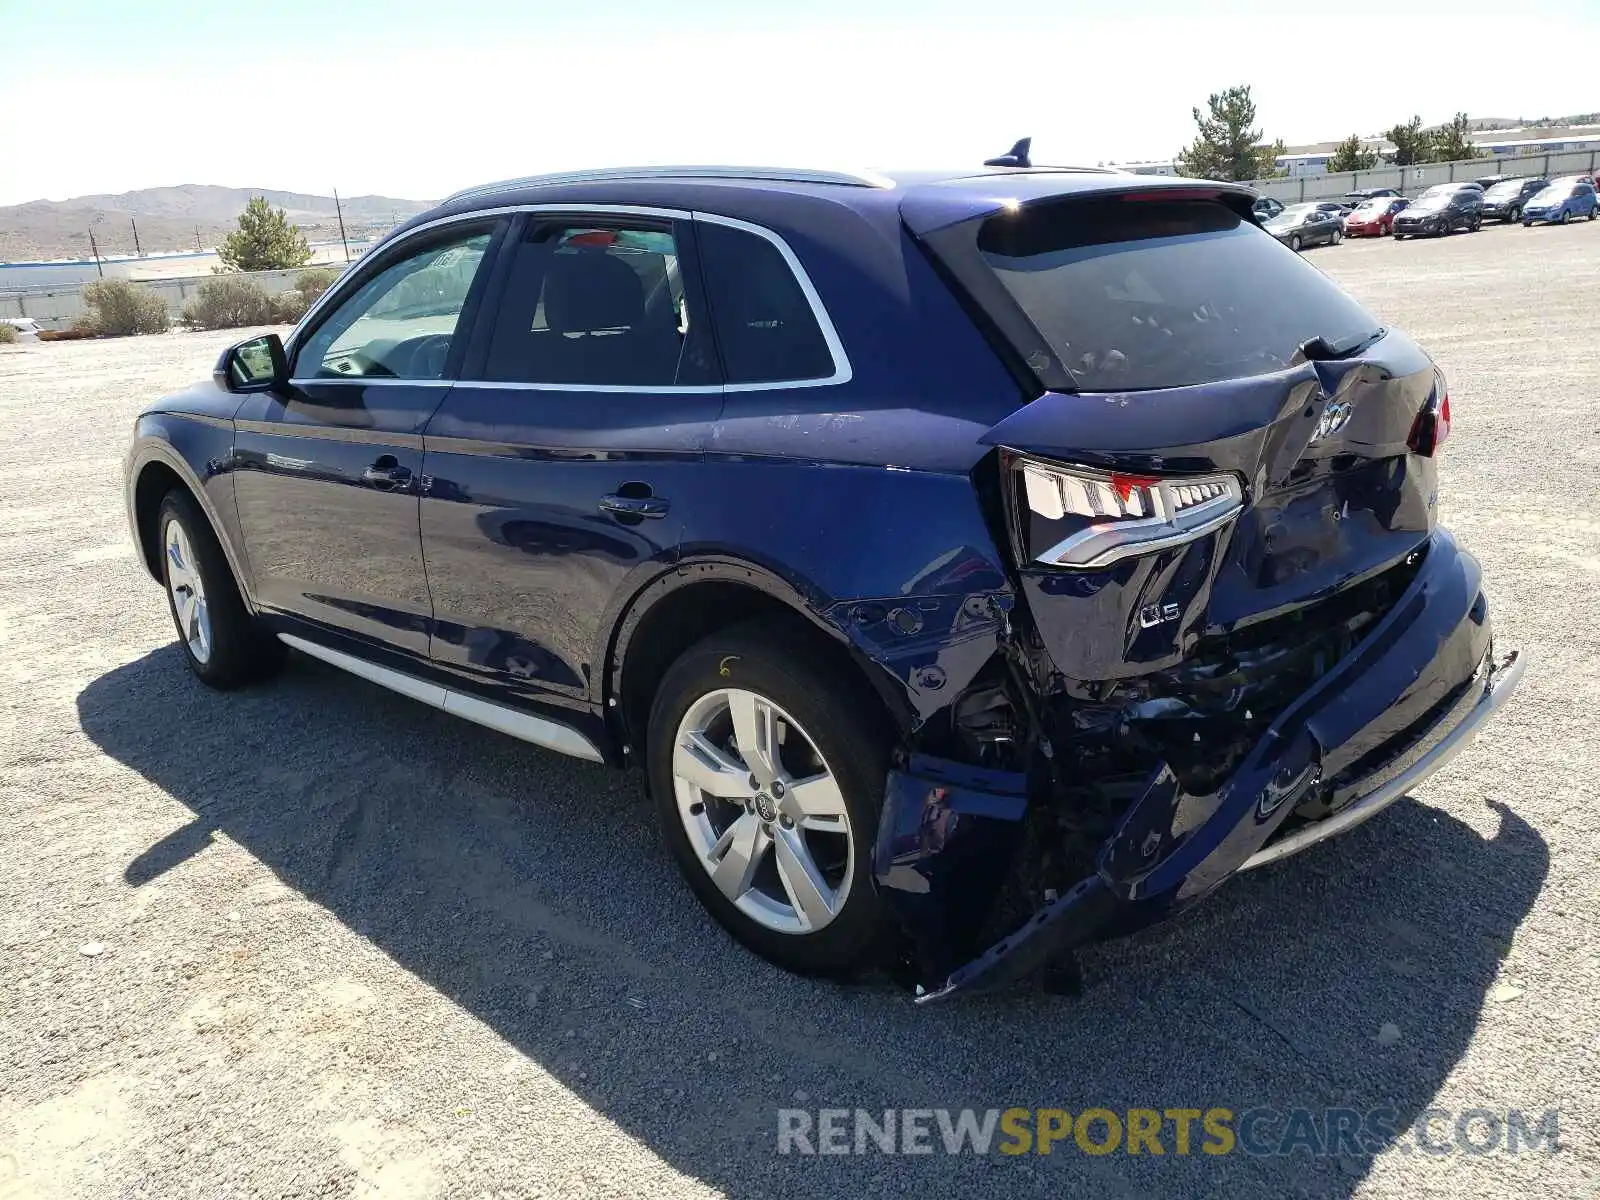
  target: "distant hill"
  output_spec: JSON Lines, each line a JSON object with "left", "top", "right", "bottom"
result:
{"left": 0, "top": 185, "right": 433, "bottom": 263}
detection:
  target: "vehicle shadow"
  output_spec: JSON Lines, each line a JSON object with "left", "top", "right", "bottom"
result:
{"left": 79, "top": 647, "right": 1547, "bottom": 1199}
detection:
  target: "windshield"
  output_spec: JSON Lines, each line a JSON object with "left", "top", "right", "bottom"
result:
{"left": 1270, "top": 204, "right": 1315, "bottom": 224}
{"left": 1485, "top": 180, "right": 1524, "bottom": 199}
{"left": 1529, "top": 185, "right": 1565, "bottom": 205}
{"left": 963, "top": 197, "right": 1381, "bottom": 392}
{"left": 1409, "top": 194, "right": 1450, "bottom": 212}
{"left": 1354, "top": 199, "right": 1390, "bottom": 215}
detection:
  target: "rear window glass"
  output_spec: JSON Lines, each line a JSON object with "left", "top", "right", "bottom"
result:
{"left": 972, "top": 199, "right": 1380, "bottom": 392}
{"left": 697, "top": 221, "right": 835, "bottom": 384}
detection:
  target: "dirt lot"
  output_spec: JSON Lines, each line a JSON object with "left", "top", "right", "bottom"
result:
{"left": 2, "top": 221, "right": 1597, "bottom": 1199}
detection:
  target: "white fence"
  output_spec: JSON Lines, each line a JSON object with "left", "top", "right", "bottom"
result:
{"left": 1249, "top": 148, "right": 1600, "bottom": 203}
{"left": 0, "top": 267, "right": 344, "bottom": 331}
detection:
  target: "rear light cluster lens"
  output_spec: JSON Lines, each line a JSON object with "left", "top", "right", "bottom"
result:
{"left": 1408, "top": 369, "right": 1452, "bottom": 457}
{"left": 1013, "top": 456, "right": 1244, "bottom": 570}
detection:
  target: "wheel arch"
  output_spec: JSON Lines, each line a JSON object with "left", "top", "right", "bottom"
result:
{"left": 606, "top": 558, "right": 915, "bottom": 764}
{"left": 128, "top": 438, "right": 254, "bottom": 611}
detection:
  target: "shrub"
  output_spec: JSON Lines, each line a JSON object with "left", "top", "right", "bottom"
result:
{"left": 182, "top": 277, "right": 276, "bottom": 330}
{"left": 271, "top": 290, "right": 311, "bottom": 324}
{"left": 0, "top": 323, "right": 17, "bottom": 345}
{"left": 294, "top": 267, "right": 339, "bottom": 304}
{"left": 80, "top": 278, "right": 170, "bottom": 336}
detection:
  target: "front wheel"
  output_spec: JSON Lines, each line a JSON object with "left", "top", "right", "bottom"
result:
{"left": 1561, "top": 210, "right": 1572, "bottom": 225}
{"left": 1331, "top": 227, "right": 1343, "bottom": 245}
{"left": 158, "top": 489, "right": 282, "bottom": 688}
{"left": 1289, "top": 234, "right": 1302, "bottom": 251}
{"left": 647, "top": 619, "right": 893, "bottom": 977}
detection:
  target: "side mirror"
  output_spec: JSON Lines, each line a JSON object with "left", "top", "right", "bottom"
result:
{"left": 215, "top": 332, "right": 286, "bottom": 393}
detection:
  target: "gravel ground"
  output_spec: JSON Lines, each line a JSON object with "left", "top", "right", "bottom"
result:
{"left": 1, "top": 221, "right": 1597, "bottom": 1199}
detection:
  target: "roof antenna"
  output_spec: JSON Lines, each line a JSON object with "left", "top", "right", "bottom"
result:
{"left": 984, "top": 137, "right": 1032, "bottom": 168}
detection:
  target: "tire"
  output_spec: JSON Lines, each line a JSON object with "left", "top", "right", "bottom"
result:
{"left": 1290, "top": 235, "right": 1302, "bottom": 251}
{"left": 1509, "top": 206, "right": 1521, "bottom": 223}
{"left": 1561, "top": 210, "right": 1571, "bottom": 225}
{"left": 1331, "top": 227, "right": 1343, "bottom": 245}
{"left": 157, "top": 489, "right": 283, "bottom": 688}
{"left": 647, "top": 618, "right": 893, "bottom": 978}
{"left": 1470, "top": 215, "right": 1481, "bottom": 231}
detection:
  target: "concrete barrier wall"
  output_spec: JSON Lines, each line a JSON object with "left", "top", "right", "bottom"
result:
{"left": 1250, "top": 149, "right": 1600, "bottom": 202}
{"left": 0, "top": 267, "right": 342, "bottom": 331}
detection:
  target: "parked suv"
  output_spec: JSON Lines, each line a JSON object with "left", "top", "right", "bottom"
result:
{"left": 1479, "top": 177, "right": 1548, "bottom": 223}
{"left": 1393, "top": 184, "right": 1483, "bottom": 237}
{"left": 125, "top": 164, "right": 1524, "bottom": 1001}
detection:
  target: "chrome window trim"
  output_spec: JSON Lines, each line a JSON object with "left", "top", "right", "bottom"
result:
{"left": 289, "top": 202, "right": 852, "bottom": 395}
{"left": 691, "top": 210, "right": 853, "bottom": 392}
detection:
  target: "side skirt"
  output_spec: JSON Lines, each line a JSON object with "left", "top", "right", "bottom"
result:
{"left": 278, "top": 633, "right": 606, "bottom": 764}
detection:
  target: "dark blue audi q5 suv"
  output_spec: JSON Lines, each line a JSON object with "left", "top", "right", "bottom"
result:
{"left": 125, "top": 162, "right": 1525, "bottom": 1001}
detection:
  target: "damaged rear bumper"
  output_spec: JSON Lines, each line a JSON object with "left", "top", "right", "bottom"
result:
{"left": 873, "top": 530, "right": 1527, "bottom": 1002}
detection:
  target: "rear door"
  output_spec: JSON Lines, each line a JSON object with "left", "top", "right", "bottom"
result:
{"left": 418, "top": 208, "right": 722, "bottom": 708}
{"left": 233, "top": 219, "right": 504, "bottom": 655}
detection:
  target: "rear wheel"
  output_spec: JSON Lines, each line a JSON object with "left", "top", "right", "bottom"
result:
{"left": 157, "top": 489, "right": 282, "bottom": 688}
{"left": 647, "top": 619, "right": 893, "bottom": 977}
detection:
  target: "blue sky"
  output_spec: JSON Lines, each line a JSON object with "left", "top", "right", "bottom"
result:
{"left": 3, "top": 0, "right": 1597, "bottom": 205}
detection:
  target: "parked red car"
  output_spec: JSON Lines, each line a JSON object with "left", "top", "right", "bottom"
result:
{"left": 1343, "top": 195, "right": 1410, "bottom": 237}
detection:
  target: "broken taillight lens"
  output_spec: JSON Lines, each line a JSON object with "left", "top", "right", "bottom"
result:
{"left": 1012, "top": 456, "right": 1244, "bottom": 571}
{"left": 1408, "top": 369, "right": 1452, "bottom": 457}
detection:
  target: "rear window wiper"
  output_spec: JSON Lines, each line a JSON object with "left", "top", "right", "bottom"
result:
{"left": 1295, "top": 328, "right": 1385, "bottom": 362}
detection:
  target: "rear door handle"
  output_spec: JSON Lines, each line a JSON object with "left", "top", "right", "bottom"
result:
{"left": 599, "top": 493, "right": 670, "bottom": 519}
{"left": 362, "top": 457, "right": 413, "bottom": 489}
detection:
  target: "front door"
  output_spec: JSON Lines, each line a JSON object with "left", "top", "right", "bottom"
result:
{"left": 232, "top": 221, "right": 503, "bottom": 656}
{"left": 419, "top": 211, "right": 722, "bottom": 710}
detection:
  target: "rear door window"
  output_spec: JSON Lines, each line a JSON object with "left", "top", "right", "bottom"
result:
{"left": 946, "top": 197, "right": 1381, "bottom": 392}
{"left": 696, "top": 220, "right": 837, "bottom": 385}
{"left": 481, "top": 222, "right": 703, "bottom": 387}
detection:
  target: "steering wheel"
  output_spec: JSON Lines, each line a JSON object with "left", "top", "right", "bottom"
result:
{"left": 397, "top": 334, "right": 452, "bottom": 380}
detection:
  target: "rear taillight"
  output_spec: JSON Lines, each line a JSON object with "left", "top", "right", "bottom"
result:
{"left": 1408, "top": 370, "right": 1452, "bottom": 457}
{"left": 1011, "top": 455, "right": 1244, "bottom": 571}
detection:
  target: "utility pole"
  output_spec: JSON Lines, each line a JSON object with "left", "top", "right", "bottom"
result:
{"left": 130, "top": 217, "right": 143, "bottom": 257}
{"left": 195, "top": 226, "right": 203, "bottom": 252}
{"left": 333, "top": 187, "right": 351, "bottom": 263}
{"left": 88, "top": 228, "right": 104, "bottom": 277}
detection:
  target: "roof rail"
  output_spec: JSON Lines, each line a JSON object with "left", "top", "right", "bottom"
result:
{"left": 446, "top": 165, "right": 896, "bottom": 203}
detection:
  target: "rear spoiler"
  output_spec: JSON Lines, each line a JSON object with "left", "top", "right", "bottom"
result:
{"left": 899, "top": 174, "right": 1259, "bottom": 236}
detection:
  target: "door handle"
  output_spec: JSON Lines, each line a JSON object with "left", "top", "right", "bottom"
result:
{"left": 362, "top": 457, "right": 412, "bottom": 490}
{"left": 598, "top": 493, "right": 669, "bottom": 519}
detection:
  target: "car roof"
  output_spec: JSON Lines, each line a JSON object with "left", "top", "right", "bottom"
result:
{"left": 403, "top": 163, "right": 1258, "bottom": 240}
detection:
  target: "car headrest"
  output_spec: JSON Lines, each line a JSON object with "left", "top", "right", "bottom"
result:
{"left": 543, "top": 252, "right": 645, "bottom": 334}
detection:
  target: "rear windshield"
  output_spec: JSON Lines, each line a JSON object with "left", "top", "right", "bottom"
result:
{"left": 960, "top": 198, "right": 1380, "bottom": 392}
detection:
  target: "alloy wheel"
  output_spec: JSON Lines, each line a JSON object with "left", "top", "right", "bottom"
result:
{"left": 671, "top": 688, "right": 853, "bottom": 935}
{"left": 164, "top": 518, "right": 212, "bottom": 664}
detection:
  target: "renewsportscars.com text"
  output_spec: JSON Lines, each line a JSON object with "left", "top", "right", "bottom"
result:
{"left": 776, "top": 1107, "right": 1560, "bottom": 1158}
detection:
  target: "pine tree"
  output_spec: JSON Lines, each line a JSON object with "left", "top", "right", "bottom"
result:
{"left": 218, "top": 197, "right": 312, "bottom": 272}
{"left": 1328, "top": 133, "right": 1379, "bottom": 173}
{"left": 1386, "top": 116, "right": 1431, "bottom": 166}
{"left": 1175, "top": 86, "right": 1281, "bottom": 182}
{"left": 1428, "top": 113, "right": 1477, "bottom": 163}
